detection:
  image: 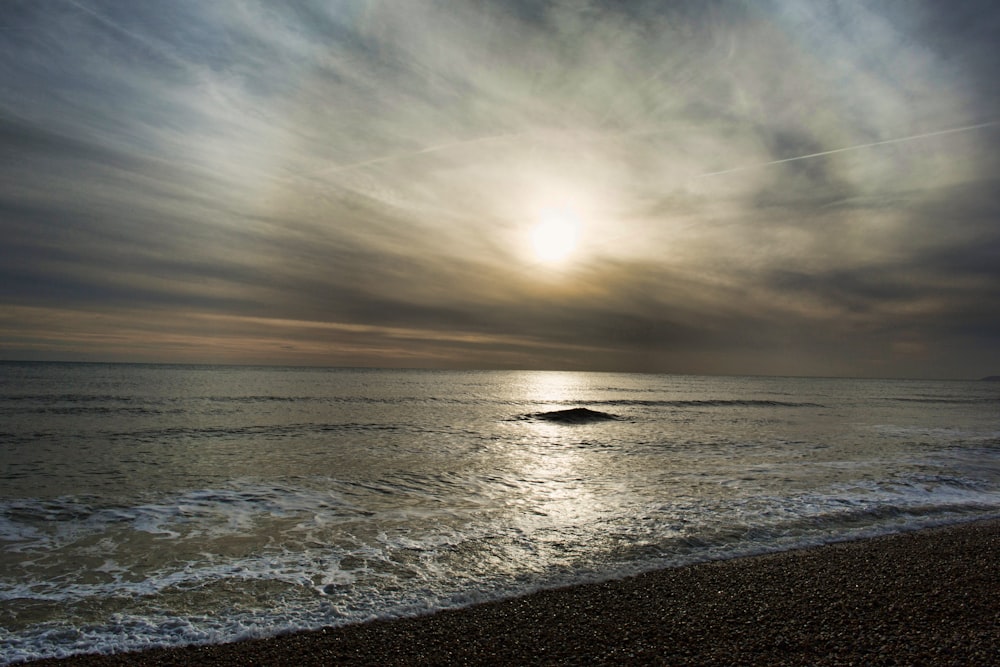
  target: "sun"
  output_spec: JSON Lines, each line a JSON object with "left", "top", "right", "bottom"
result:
{"left": 530, "top": 207, "right": 580, "bottom": 264}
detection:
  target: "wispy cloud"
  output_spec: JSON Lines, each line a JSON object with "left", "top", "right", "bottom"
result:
{"left": 2, "top": 0, "right": 998, "bottom": 377}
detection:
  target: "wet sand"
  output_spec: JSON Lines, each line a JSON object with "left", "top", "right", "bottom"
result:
{"left": 27, "top": 519, "right": 999, "bottom": 666}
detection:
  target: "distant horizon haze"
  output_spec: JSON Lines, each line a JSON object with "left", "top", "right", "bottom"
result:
{"left": 0, "top": 358, "right": 995, "bottom": 383}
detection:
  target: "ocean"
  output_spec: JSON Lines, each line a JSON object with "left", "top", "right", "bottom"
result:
{"left": 2, "top": 362, "right": 998, "bottom": 663}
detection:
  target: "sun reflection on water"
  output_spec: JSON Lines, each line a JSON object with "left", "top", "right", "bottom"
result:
{"left": 500, "top": 371, "right": 617, "bottom": 549}
{"left": 520, "top": 370, "right": 595, "bottom": 408}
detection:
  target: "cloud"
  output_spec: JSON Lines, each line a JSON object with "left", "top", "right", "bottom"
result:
{"left": 1, "top": 0, "right": 998, "bottom": 377}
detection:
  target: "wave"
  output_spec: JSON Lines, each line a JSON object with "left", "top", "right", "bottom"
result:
{"left": 0, "top": 394, "right": 499, "bottom": 416}
{"left": 3, "top": 472, "right": 998, "bottom": 665}
{"left": 891, "top": 397, "right": 999, "bottom": 405}
{"left": 579, "top": 399, "right": 824, "bottom": 408}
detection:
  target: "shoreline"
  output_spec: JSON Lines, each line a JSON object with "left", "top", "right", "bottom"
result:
{"left": 25, "top": 519, "right": 1000, "bottom": 666}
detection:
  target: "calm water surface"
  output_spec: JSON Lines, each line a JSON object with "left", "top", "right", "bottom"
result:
{"left": 2, "top": 363, "right": 999, "bottom": 663}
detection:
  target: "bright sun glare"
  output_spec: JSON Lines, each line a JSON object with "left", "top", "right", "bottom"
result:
{"left": 531, "top": 208, "right": 580, "bottom": 264}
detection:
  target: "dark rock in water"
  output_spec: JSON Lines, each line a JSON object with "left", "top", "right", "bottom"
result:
{"left": 532, "top": 407, "right": 620, "bottom": 424}
{"left": 981, "top": 376, "right": 1000, "bottom": 382}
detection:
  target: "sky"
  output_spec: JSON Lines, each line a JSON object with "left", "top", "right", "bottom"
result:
{"left": 1, "top": 0, "right": 999, "bottom": 378}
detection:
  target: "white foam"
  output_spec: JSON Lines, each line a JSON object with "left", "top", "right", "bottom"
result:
{"left": 0, "top": 482, "right": 368, "bottom": 552}
{"left": 3, "top": 464, "right": 1000, "bottom": 665}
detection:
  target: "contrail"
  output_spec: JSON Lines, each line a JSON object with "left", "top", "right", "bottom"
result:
{"left": 305, "top": 132, "right": 516, "bottom": 179}
{"left": 308, "top": 119, "right": 1000, "bottom": 184}
{"left": 65, "top": 0, "right": 191, "bottom": 72}
{"left": 699, "top": 120, "right": 1000, "bottom": 177}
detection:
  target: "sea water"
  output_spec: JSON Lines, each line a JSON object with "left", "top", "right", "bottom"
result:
{"left": 1, "top": 362, "right": 998, "bottom": 663}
